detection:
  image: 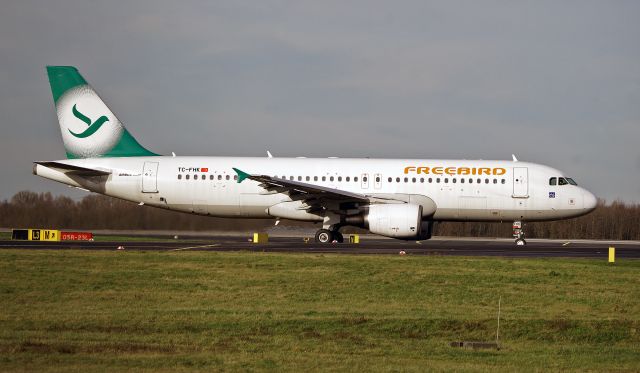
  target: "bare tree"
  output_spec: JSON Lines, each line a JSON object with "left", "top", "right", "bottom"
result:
{"left": 2, "top": 192, "right": 638, "bottom": 240}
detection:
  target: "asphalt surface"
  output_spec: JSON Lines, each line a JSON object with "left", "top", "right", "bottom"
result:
{"left": 1, "top": 236, "right": 639, "bottom": 258}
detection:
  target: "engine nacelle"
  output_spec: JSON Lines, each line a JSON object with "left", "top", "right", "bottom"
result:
{"left": 416, "top": 220, "right": 434, "bottom": 240}
{"left": 365, "top": 204, "right": 422, "bottom": 239}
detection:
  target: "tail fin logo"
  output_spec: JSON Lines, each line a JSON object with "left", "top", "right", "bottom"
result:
{"left": 69, "top": 104, "right": 109, "bottom": 138}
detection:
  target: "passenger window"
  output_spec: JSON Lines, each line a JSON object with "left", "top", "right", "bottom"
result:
{"left": 452, "top": 178, "right": 457, "bottom": 183}
{"left": 477, "top": 178, "right": 481, "bottom": 184}
{"left": 346, "top": 176, "right": 350, "bottom": 182}
{"left": 493, "top": 179, "right": 497, "bottom": 184}
{"left": 210, "top": 175, "right": 214, "bottom": 180}
{"left": 501, "top": 179, "right": 505, "bottom": 184}
{"left": 376, "top": 176, "right": 381, "bottom": 182}
{"left": 338, "top": 176, "right": 343, "bottom": 182}
{"left": 186, "top": 175, "right": 190, "bottom": 180}
{"left": 218, "top": 175, "right": 222, "bottom": 180}
{"left": 436, "top": 178, "right": 440, "bottom": 183}
{"left": 444, "top": 178, "right": 449, "bottom": 183}
{"left": 404, "top": 177, "right": 408, "bottom": 183}
{"left": 306, "top": 176, "right": 310, "bottom": 181}
{"left": 412, "top": 177, "right": 416, "bottom": 183}
{"left": 178, "top": 174, "right": 182, "bottom": 180}
{"left": 330, "top": 176, "right": 334, "bottom": 182}
{"left": 460, "top": 178, "right": 464, "bottom": 183}
{"left": 298, "top": 176, "right": 302, "bottom": 181}
{"left": 485, "top": 179, "right": 489, "bottom": 184}
{"left": 354, "top": 177, "right": 358, "bottom": 182}
{"left": 226, "top": 175, "right": 230, "bottom": 180}
{"left": 559, "top": 177, "right": 568, "bottom": 186}
{"left": 363, "top": 176, "right": 368, "bottom": 182}
{"left": 322, "top": 176, "right": 326, "bottom": 181}
{"left": 549, "top": 177, "right": 557, "bottom": 186}
{"left": 194, "top": 175, "right": 198, "bottom": 180}
{"left": 428, "top": 178, "right": 433, "bottom": 183}
{"left": 396, "top": 177, "right": 400, "bottom": 182}
{"left": 420, "top": 178, "right": 424, "bottom": 183}
{"left": 468, "top": 178, "right": 472, "bottom": 183}
{"left": 314, "top": 176, "right": 318, "bottom": 181}
{"left": 388, "top": 177, "right": 392, "bottom": 182}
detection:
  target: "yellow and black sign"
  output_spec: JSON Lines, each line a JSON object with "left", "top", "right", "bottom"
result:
{"left": 253, "top": 232, "right": 268, "bottom": 244}
{"left": 12, "top": 229, "right": 61, "bottom": 241}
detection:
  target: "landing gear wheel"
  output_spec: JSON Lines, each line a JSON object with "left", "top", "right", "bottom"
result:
{"left": 315, "top": 229, "right": 333, "bottom": 243}
{"left": 333, "top": 232, "right": 344, "bottom": 243}
{"left": 515, "top": 238, "right": 527, "bottom": 246}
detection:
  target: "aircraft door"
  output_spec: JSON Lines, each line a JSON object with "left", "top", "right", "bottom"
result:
{"left": 142, "top": 161, "right": 159, "bottom": 193}
{"left": 361, "top": 173, "right": 369, "bottom": 189}
{"left": 374, "top": 173, "right": 382, "bottom": 189}
{"left": 512, "top": 167, "right": 528, "bottom": 198}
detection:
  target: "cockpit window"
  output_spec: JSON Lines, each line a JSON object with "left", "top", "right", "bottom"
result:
{"left": 566, "top": 178, "right": 577, "bottom": 186}
{"left": 549, "top": 177, "right": 557, "bottom": 186}
{"left": 558, "top": 177, "right": 568, "bottom": 185}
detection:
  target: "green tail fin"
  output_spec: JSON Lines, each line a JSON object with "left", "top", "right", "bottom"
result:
{"left": 46, "top": 66, "right": 158, "bottom": 159}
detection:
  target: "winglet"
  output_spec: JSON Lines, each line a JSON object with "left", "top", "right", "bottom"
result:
{"left": 512, "top": 154, "right": 518, "bottom": 162}
{"left": 233, "top": 168, "right": 250, "bottom": 183}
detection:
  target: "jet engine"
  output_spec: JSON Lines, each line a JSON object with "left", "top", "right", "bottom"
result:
{"left": 345, "top": 204, "right": 422, "bottom": 239}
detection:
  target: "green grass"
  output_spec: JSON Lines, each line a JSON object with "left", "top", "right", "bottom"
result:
{"left": 0, "top": 250, "right": 638, "bottom": 372}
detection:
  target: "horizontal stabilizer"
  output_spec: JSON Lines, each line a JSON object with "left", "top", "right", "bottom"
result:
{"left": 34, "top": 161, "right": 111, "bottom": 176}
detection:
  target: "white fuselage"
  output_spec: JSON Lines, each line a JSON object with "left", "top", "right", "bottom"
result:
{"left": 34, "top": 156, "right": 597, "bottom": 223}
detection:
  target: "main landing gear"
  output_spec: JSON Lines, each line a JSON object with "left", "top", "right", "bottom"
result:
{"left": 315, "top": 213, "right": 344, "bottom": 243}
{"left": 513, "top": 220, "right": 526, "bottom": 246}
{"left": 315, "top": 229, "right": 344, "bottom": 243}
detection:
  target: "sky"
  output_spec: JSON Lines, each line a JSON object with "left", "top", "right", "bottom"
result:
{"left": 0, "top": 1, "right": 638, "bottom": 203}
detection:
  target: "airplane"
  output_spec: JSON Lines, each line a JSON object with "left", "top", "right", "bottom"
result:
{"left": 34, "top": 66, "right": 597, "bottom": 245}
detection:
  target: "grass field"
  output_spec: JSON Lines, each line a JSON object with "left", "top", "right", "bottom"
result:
{"left": 0, "top": 250, "right": 638, "bottom": 372}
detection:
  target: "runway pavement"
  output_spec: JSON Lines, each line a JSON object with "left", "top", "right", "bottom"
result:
{"left": 1, "top": 236, "right": 639, "bottom": 258}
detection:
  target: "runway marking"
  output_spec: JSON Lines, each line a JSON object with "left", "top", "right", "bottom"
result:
{"left": 171, "top": 244, "right": 220, "bottom": 251}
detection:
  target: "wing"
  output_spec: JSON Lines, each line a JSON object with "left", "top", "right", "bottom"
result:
{"left": 34, "top": 161, "right": 111, "bottom": 176}
{"left": 233, "top": 167, "right": 369, "bottom": 204}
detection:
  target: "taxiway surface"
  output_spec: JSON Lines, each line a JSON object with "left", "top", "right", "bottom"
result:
{"left": 1, "top": 236, "right": 638, "bottom": 258}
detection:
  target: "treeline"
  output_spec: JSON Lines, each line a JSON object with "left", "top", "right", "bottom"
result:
{"left": 0, "top": 191, "right": 270, "bottom": 232}
{"left": 1, "top": 191, "right": 638, "bottom": 240}
{"left": 434, "top": 200, "right": 640, "bottom": 241}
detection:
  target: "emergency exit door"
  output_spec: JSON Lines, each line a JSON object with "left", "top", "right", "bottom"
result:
{"left": 512, "top": 167, "right": 528, "bottom": 198}
{"left": 361, "top": 173, "right": 369, "bottom": 189}
{"left": 374, "top": 173, "right": 382, "bottom": 189}
{"left": 142, "top": 162, "right": 159, "bottom": 193}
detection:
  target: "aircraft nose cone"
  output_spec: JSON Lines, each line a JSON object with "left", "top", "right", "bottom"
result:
{"left": 583, "top": 190, "right": 597, "bottom": 212}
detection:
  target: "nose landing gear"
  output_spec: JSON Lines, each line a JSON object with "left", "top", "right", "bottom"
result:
{"left": 513, "top": 221, "right": 526, "bottom": 246}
